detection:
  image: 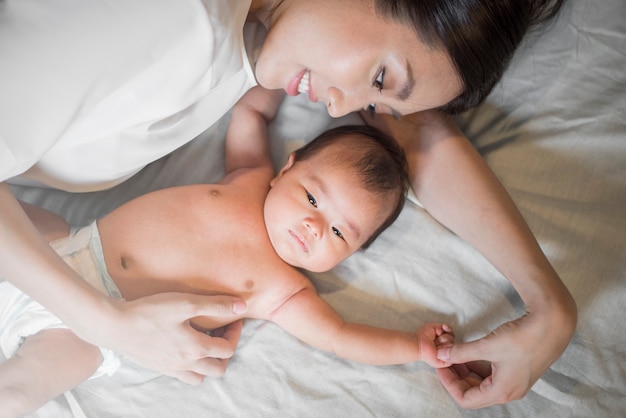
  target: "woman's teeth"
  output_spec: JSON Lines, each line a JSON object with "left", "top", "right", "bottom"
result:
{"left": 298, "top": 70, "right": 310, "bottom": 94}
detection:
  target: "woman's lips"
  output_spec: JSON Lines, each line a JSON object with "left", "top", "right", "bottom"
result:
{"left": 286, "top": 69, "right": 316, "bottom": 102}
{"left": 289, "top": 230, "right": 309, "bottom": 253}
{"left": 297, "top": 70, "right": 310, "bottom": 94}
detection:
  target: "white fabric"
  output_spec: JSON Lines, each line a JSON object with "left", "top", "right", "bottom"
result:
{"left": 0, "top": 281, "right": 120, "bottom": 379}
{"left": 0, "top": 281, "right": 67, "bottom": 359}
{"left": 0, "top": 0, "right": 255, "bottom": 191}
{"left": 0, "top": 223, "right": 123, "bottom": 379}
{"left": 6, "top": 0, "right": 626, "bottom": 416}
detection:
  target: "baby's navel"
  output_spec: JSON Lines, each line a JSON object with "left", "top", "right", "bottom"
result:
{"left": 245, "top": 279, "right": 254, "bottom": 290}
{"left": 209, "top": 189, "right": 220, "bottom": 197}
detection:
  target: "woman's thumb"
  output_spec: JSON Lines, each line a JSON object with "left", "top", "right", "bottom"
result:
{"left": 437, "top": 339, "right": 488, "bottom": 363}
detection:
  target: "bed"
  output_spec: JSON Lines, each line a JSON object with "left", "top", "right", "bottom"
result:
{"left": 7, "top": 0, "right": 626, "bottom": 416}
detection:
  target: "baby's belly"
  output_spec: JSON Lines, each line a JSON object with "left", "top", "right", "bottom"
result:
{"left": 97, "top": 219, "right": 295, "bottom": 321}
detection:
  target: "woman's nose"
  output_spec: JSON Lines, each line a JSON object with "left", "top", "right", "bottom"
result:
{"left": 327, "top": 87, "right": 359, "bottom": 118}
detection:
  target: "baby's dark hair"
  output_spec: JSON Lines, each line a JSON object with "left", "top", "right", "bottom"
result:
{"left": 293, "top": 124, "right": 408, "bottom": 249}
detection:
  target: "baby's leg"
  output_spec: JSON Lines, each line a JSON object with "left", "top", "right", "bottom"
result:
{"left": 19, "top": 201, "right": 71, "bottom": 242}
{"left": 0, "top": 328, "right": 102, "bottom": 418}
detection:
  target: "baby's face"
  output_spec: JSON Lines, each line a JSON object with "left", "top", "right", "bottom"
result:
{"left": 264, "top": 148, "right": 391, "bottom": 272}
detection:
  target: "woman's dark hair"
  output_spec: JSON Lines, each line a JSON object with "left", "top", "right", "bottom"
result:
{"left": 375, "top": 0, "right": 564, "bottom": 114}
{"left": 294, "top": 125, "right": 408, "bottom": 249}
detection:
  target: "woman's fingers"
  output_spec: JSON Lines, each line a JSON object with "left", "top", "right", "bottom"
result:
{"left": 103, "top": 293, "right": 247, "bottom": 382}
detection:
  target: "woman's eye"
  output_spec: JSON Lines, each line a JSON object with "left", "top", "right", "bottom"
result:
{"left": 332, "top": 226, "right": 345, "bottom": 241}
{"left": 374, "top": 67, "right": 385, "bottom": 92}
{"left": 307, "top": 192, "right": 317, "bottom": 207}
{"left": 366, "top": 68, "right": 385, "bottom": 117}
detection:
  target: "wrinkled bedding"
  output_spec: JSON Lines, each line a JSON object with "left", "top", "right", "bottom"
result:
{"left": 7, "top": 0, "right": 626, "bottom": 416}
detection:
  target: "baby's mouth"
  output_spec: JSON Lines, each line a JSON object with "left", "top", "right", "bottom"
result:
{"left": 289, "top": 230, "right": 309, "bottom": 253}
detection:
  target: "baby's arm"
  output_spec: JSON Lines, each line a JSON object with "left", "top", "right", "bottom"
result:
{"left": 224, "top": 86, "right": 285, "bottom": 176}
{"left": 270, "top": 286, "right": 453, "bottom": 368}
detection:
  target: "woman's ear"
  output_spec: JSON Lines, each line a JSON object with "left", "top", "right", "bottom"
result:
{"left": 270, "top": 152, "right": 296, "bottom": 186}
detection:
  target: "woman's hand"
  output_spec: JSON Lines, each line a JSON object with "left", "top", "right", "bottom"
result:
{"left": 79, "top": 293, "right": 247, "bottom": 384}
{"left": 435, "top": 305, "right": 575, "bottom": 408}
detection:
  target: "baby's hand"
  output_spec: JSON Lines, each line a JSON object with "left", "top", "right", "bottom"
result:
{"left": 435, "top": 324, "right": 455, "bottom": 347}
{"left": 416, "top": 323, "right": 455, "bottom": 369}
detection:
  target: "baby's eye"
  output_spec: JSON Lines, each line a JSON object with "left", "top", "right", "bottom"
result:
{"left": 332, "top": 226, "right": 345, "bottom": 241}
{"left": 307, "top": 192, "right": 317, "bottom": 207}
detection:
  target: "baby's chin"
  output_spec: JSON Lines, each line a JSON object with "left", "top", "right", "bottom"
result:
{"left": 275, "top": 249, "right": 338, "bottom": 274}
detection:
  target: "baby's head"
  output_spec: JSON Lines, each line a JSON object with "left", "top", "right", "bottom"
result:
{"left": 264, "top": 125, "right": 408, "bottom": 272}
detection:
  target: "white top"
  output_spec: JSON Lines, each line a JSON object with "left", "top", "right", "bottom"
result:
{"left": 0, "top": 0, "right": 256, "bottom": 191}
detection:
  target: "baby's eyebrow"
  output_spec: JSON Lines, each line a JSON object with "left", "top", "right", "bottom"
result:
{"left": 344, "top": 218, "right": 360, "bottom": 241}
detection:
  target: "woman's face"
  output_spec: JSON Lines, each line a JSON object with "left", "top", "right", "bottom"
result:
{"left": 254, "top": 0, "right": 463, "bottom": 117}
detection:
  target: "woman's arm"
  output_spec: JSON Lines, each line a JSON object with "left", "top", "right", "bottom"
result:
{"left": 0, "top": 182, "right": 247, "bottom": 384}
{"left": 364, "top": 111, "right": 577, "bottom": 408}
{"left": 270, "top": 285, "right": 453, "bottom": 368}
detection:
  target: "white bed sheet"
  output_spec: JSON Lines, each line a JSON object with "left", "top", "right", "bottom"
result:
{"left": 7, "top": 0, "right": 626, "bottom": 416}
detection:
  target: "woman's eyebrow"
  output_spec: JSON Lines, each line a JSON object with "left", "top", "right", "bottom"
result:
{"left": 398, "top": 61, "right": 415, "bottom": 101}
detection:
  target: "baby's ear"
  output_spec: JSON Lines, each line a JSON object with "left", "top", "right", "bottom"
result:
{"left": 270, "top": 152, "right": 296, "bottom": 186}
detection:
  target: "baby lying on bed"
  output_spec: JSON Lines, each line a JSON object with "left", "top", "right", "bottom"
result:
{"left": 1, "top": 87, "right": 453, "bottom": 417}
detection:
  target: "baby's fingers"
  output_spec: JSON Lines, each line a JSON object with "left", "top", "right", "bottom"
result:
{"left": 434, "top": 323, "right": 454, "bottom": 337}
{"left": 440, "top": 323, "right": 453, "bottom": 335}
{"left": 435, "top": 324, "right": 454, "bottom": 346}
{"left": 436, "top": 333, "right": 455, "bottom": 346}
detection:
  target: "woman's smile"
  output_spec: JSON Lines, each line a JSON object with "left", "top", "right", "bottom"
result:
{"left": 297, "top": 69, "right": 312, "bottom": 98}
{"left": 287, "top": 68, "right": 315, "bottom": 102}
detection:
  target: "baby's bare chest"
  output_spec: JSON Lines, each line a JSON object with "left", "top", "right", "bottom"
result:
{"left": 101, "top": 186, "right": 302, "bottom": 314}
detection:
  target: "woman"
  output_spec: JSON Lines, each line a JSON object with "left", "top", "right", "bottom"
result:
{"left": 0, "top": 0, "right": 575, "bottom": 409}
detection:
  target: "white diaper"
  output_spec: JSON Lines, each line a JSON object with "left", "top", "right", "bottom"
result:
{"left": 0, "top": 222, "right": 121, "bottom": 378}
{"left": 0, "top": 281, "right": 119, "bottom": 378}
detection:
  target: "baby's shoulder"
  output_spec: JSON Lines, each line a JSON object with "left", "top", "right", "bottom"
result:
{"left": 220, "top": 166, "right": 274, "bottom": 188}
{"left": 251, "top": 264, "right": 315, "bottom": 318}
